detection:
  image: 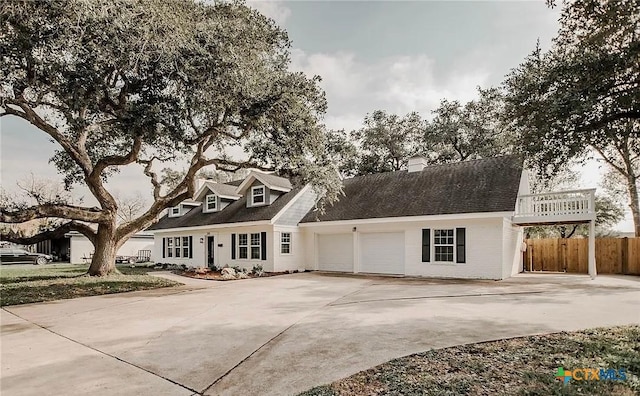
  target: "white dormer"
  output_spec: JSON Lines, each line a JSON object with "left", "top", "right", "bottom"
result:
{"left": 194, "top": 181, "right": 242, "bottom": 213}
{"left": 235, "top": 171, "right": 292, "bottom": 208}
{"left": 251, "top": 185, "right": 265, "bottom": 206}
{"left": 168, "top": 200, "right": 200, "bottom": 217}
{"left": 204, "top": 194, "right": 217, "bottom": 212}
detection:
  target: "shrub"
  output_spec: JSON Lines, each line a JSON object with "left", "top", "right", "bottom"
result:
{"left": 231, "top": 265, "right": 243, "bottom": 274}
{"left": 252, "top": 264, "right": 264, "bottom": 276}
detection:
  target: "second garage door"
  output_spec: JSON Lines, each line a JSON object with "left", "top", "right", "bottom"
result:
{"left": 317, "top": 233, "right": 353, "bottom": 272}
{"left": 360, "top": 232, "right": 405, "bottom": 274}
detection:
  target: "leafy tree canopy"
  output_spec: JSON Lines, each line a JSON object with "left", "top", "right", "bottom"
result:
{"left": 503, "top": 0, "right": 640, "bottom": 235}
{"left": 0, "top": 0, "right": 340, "bottom": 275}
{"left": 353, "top": 110, "right": 425, "bottom": 175}
{"left": 428, "top": 87, "right": 513, "bottom": 163}
{"left": 338, "top": 88, "right": 514, "bottom": 176}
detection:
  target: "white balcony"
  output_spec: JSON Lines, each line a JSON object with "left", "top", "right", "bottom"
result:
{"left": 512, "top": 188, "right": 596, "bottom": 226}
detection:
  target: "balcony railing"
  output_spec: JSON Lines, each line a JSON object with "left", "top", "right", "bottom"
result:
{"left": 513, "top": 188, "right": 596, "bottom": 225}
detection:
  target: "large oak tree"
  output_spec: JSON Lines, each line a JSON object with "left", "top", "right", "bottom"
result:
{"left": 352, "top": 110, "right": 425, "bottom": 175}
{"left": 0, "top": 0, "right": 340, "bottom": 275}
{"left": 503, "top": 0, "right": 640, "bottom": 236}
{"left": 428, "top": 87, "right": 513, "bottom": 163}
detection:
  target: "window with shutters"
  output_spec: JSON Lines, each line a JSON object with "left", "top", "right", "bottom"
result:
{"left": 166, "top": 237, "right": 173, "bottom": 258}
{"left": 174, "top": 237, "right": 181, "bottom": 257}
{"left": 164, "top": 236, "right": 191, "bottom": 259}
{"left": 434, "top": 229, "right": 454, "bottom": 262}
{"left": 182, "top": 236, "right": 190, "bottom": 257}
{"left": 238, "top": 234, "right": 248, "bottom": 259}
{"left": 250, "top": 233, "right": 261, "bottom": 259}
{"left": 281, "top": 232, "right": 291, "bottom": 254}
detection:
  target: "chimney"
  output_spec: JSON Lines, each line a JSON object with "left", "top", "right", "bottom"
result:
{"left": 195, "top": 178, "right": 206, "bottom": 192}
{"left": 407, "top": 156, "right": 428, "bottom": 173}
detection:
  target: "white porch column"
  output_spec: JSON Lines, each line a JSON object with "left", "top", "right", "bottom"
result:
{"left": 353, "top": 229, "right": 360, "bottom": 273}
{"left": 588, "top": 220, "right": 597, "bottom": 279}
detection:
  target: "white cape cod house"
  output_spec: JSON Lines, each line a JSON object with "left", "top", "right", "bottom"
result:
{"left": 148, "top": 156, "right": 597, "bottom": 279}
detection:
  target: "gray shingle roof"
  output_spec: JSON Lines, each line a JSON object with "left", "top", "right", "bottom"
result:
{"left": 301, "top": 156, "right": 523, "bottom": 223}
{"left": 148, "top": 187, "right": 303, "bottom": 230}
{"left": 256, "top": 172, "right": 292, "bottom": 191}
{"left": 194, "top": 181, "right": 242, "bottom": 200}
{"left": 237, "top": 171, "right": 292, "bottom": 193}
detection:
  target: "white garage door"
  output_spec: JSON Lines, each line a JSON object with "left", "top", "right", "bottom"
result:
{"left": 317, "top": 234, "right": 353, "bottom": 272}
{"left": 360, "top": 232, "right": 405, "bottom": 274}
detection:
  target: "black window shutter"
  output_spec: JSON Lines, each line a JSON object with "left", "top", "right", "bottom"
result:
{"left": 189, "top": 236, "right": 193, "bottom": 258}
{"left": 422, "top": 229, "right": 430, "bottom": 262}
{"left": 231, "top": 234, "right": 236, "bottom": 259}
{"left": 162, "top": 237, "right": 166, "bottom": 259}
{"left": 456, "top": 228, "right": 466, "bottom": 263}
{"left": 261, "top": 232, "right": 267, "bottom": 261}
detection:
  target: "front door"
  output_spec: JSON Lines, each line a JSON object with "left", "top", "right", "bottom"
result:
{"left": 207, "top": 236, "right": 215, "bottom": 267}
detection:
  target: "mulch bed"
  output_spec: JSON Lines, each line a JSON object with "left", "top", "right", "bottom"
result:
{"left": 175, "top": 269, "right": 293, "bottom": 280}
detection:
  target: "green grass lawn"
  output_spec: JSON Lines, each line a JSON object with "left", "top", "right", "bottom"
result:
{"left": 0, "top": 264, "right": 181, "bottom": 306}
{"left": 300, "top": 326, "right": 640, "bottom": 396}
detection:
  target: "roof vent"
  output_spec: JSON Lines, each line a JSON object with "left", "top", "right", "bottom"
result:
{"left": 407, "top": 156, "right": 428, "bottom": 173}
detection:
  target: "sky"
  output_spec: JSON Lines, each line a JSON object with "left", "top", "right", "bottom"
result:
{"left": 0, "top": 1, "right": 633, "bottom": 231}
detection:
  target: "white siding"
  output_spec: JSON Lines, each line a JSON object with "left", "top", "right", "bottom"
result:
{"left": 502, "top": 218, "right": 524, "bottom": 278}
{"left": 274, "top": 187, "right": 317, "bottom": 226}
{"left": 518, "top": 170, "right": 530, "bottom": 197}
{"left": 117, "top": 238, "right": 154, "bottom": 258}
{"left": 273, "top": 225, "right": 304, "bottom": 272}
{"left": 70, "top": 237, "right": 95, "bottom": 264}
{"left": 302, "top": 216, "right": 508, "bottom": 279}
{"left": 153, "top": 225, "right": 275, "bottom": 272}
{"left": 153, "top": 230, "right": 206, "bottom": 267}
{"left": 70, "top": 234, "right": 154, "bottom": 264}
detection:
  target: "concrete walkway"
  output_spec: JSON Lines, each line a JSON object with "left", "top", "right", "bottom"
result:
{"left": 2, "top": 273, "right": 639, "bottom": 396}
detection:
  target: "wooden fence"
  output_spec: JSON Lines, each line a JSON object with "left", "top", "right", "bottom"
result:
{"left": 524, "top": 237, "right": 640, "bottom": 275}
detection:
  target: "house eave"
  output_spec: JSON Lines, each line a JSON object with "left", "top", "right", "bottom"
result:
{"left": 299, "top": 211, "right": 516, "bottom": 227}
{"left": 147, "top": 220, "right": 272, "bottom": 234}
{"left": 235, "top": 172, "right": 292, "bottom": 195}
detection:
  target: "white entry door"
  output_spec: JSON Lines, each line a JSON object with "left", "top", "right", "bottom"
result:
{"left": 359, "top": 232, "right": 405, "bottom": 274}
{"left": 317, "top": 233, "right": 353, "bottom": 272}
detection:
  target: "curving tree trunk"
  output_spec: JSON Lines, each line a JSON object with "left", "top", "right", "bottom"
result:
{"left": 88, "top": 224, "right": 119, "bottom": 276}
{"left": 627, "top": 173, "right": 640, "bottom": 237}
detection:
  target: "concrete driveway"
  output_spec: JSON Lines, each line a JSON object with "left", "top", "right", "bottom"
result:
{"left": 2, "top": 272, "right": 639, "bottom": 396}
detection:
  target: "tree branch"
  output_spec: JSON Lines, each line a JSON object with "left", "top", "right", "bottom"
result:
{"left": 577, "top": 110, "right": 640, "bottom": 134}
{"left": 4, "top": 98, "right": 94, "bottom": 176}
{"left": 138, "top": 157, "right": 163, "bottom": 200}
{"left": 91, "top": 135, "right": 143, "bottom": 176}
{"left": 202, "top": 157, "right": 271, "bottom": 172}
{"left": 593, "top": 146, "right": 627, "bottom": 175}
{"left": 0, "top": 221, "right": 96, "bottom": 245}
{"left": 1, "top": 204, "right": 107, "bottom": 224}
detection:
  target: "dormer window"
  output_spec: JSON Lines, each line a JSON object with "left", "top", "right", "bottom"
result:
{"left": 205, "top": 194, "right": 217, "bottom": 212}
{"left": 251, "top": 186, "right": 265, "bottom": 205}
{"left": 170, "top": 207, "right": 180, "bottom": 217}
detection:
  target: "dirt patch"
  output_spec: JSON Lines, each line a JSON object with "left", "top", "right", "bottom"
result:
{"left": 300, "top": 325, "right": 640, "bottom": 396}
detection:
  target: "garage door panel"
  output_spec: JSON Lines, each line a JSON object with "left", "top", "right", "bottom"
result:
{"left": 360, "top": 232, "right": 404, "bottom": 274}
{"left": 317, "top": 234, "right": 353, "bottom": 272}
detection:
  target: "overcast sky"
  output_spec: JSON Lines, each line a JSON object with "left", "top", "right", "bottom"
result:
{"left": 0, "top": 1, "right": 633, "bottom": 231}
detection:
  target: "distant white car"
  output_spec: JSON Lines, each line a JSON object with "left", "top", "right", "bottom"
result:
{"left": 0, "top": 248, "right": 52, "bottom": 265}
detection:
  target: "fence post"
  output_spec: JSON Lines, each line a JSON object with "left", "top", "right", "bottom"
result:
{"left": 621, "top": 237, "right": 629, "bottom": 275}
